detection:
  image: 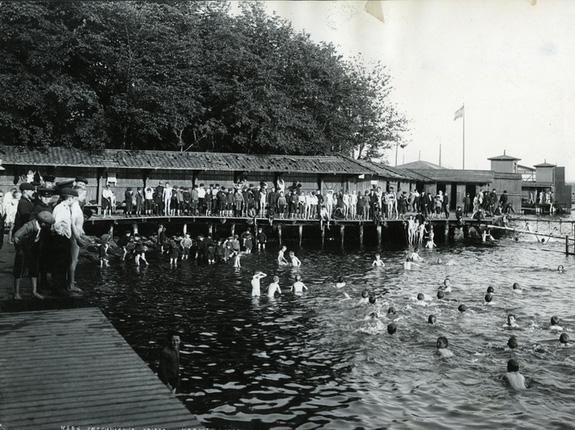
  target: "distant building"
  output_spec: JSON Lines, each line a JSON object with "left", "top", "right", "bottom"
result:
{"left": 521, "top": 160, "right": 572, "bottom": 212}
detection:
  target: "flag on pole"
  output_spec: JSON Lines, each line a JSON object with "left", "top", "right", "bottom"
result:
{"left": 454, "top": 105, "right": 464, "bottom": 121}
{"left": 365, "top": 0, "right": 385, "bottom": 23}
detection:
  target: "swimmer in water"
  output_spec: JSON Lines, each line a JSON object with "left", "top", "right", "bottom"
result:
{"left": 436, "top": 336, "right": 454, "bottom": 358}
{"left": 487, "top": 286, "right": 495, "bottom": 294}
{"left": 277, "top": 246, "right": 288, "bottom": 265}
{"left": 334, "top": 276, "right": 346, "bottom": 289}
{"left": 387, "top": 306, "right": 397, "bottom": 318}
{"left": 358, "top": 289, "right": 370, "bottom": 305}
{"left": 550, "top": 316, "right": 563, "bottom": 332}
{"left": 507, "top": 335, "right": 518, "bottom": 350}
{"left": 506, "top": 314, "right": 519, "bottom": 329}
{"left": 414, "top": 292, "right": 428, "bottom": 306}
{"left": 484, "top": 293, "right": 494, "bottom": 304}
{"left": 458, "top": 304, "right": 468, "bottom": 313}
{"left": 251, "top": 271, "right": 267, "bottom": 297}
{"left": 559, "top": 333, "right": 569, "bottom": 347}
{"left": 289, "top": 251, "right": 301, "bottom": 267}
{"left": 437, "top": 290, "right": 445, "bottom": 300}
{"left": 267, "top": 275, "right": 282, "bottom": 298}
{"left": 428, "top": 315, "right": 437, "bottom": 325}
{"left": 290, "top": 274, "right": 308, "bottom": 295}
{"left": 387, "top": 322, "right": 397, "bottom": 335}
{"left": 372, "top": 253, "right": 385, "bottom": 267}
{"left": 439, "top": 277, "right": 452, "bottom": 293}
{"left": 557, "top": 265, "right": 565, "bottom": 274}
{"left": 505, "top": 359, "right": 527, "bottom": 391}
{"left": 512, "top": 282, "right": 522, "bottom": 293}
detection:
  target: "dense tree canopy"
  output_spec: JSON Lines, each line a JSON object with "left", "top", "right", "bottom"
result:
{"left": 0, "top": 1, "right": 408, "bottom": 158}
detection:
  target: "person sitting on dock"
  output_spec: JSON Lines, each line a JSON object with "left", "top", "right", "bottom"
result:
{"left": 372, "top": 253, "right": 385, "bottom": 267}
{"left": 505, "top": 359, "right": 527, "bottom": 391}
{"left": 267, "top": 275, "right": 282, "bottom": 298}
{"left": 289, "top": 251, "right": 301, "bottom": 267}
{"left": 291, "top": 274, "right": 308, "bottom": 295}
{"left": 251, "top": 271, "right": 267, "bottom": 297}
{"left": 277, "top": 245, "right": 289, "bottom": 265}
{"left": 158, "top": 331, "right": 181, "bottom": 393}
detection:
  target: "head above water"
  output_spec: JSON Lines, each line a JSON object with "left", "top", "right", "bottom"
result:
{"left": 508, "top": 314, "right": 516, "bottom": 325}
{"left": 512, "top": 282, "right": 520, "bottom": 290}
{"left": 361, "top": 290, "right": 369, "bottom": 298}
{"left": 484, "top": 293, "right": 493, "bottom": 303}
{"left": 557, "top": 265, "right": 565, "bottom": 273}
{"left": 417, "top": 293, "right": 424, "bottom": 301}
{"left": 428, "top": 315, "right": 437, "bottom": 324}
{"left": 337, "top": 276, "right": 344, "bottom": 283}
{"left": 167, "top": 331, "right": 181, "bottom": 349}
{"left": 387, "top": 306, "right": 396, "bottom": 316}
{"left": 387, "top": 323, "right": 397, "bottom": 335}
{"left": 437, "top": 290, "right": 445, "bottom": 300}
{"left": 273, "top": 275, "right": 279, "bottom": 282}
{"left": 368, "top": 295, "right": 376, "bottom": 305}
{"left": 507, "top": 335, "right": 518, "bottom": 349}
{"left": 487, "top": 286, "right": 495, "bottom": 294}
{"left": 551, "top": 316, "right": 560, "bottom": 326}
{"left": 507, "top": 359, "right": 519, "bottom": 373}
{"left": 436, "top": 336, "right": 448, "bottom": 349}
{"left": 559, "top": 333, "right": 569, "bottom": 344}
{"left": 458, "top": 304, "right": 467, "bottom": 313}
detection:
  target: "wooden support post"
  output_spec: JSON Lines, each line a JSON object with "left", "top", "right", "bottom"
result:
{"left": 559, "top": 219, "right": 562, "bottom": 235}
{"left": 298, "top": 224, "right": 303, "bottom": 248}
{"left": 359, "top": 224, "right": 364, "bottom": 248}
{"left": 566, "top": 235, "right": 570, "bottom": 256}
{"left": 109, "top": 224, "right": 114, "bottom": 238}
{"left": 231, "top": 223, "right": 235, "bottom": 237}
{"left": 463, "top": 225, "right": 469, "bottom": 239}
{"left": 444, "top": 221, "right": 449, "bottom": 243}
{"left": 340, "top": 225, "right": 345, "bottom": 248}
{"left": 278, "top": 224, "right": 282, "bottom": 246}
{"left": 132, "top": 223, "right": 138, "bottom": 235}
{"left": 183, "top": 224, "right": 187, "bottom": 235}
{"left": 321, "top": 225, "right": 325, "bottom": 249}
{"left": 208, "top": 224, "right": 213, "bottom": 236}
{"left": 376, "top": 224, "right": 382, "bottom": 249}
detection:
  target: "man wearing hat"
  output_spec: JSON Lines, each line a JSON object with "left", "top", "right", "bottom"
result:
{"left": 12, "top": 211, "right": 55, "bottom": 300}
{"left": 13, "top": 183, "right": 36, "bottom": 233}
{"left": 33, "top": 187, "right": 55, "bottom": 216}
{"left": 32, "top": 187, "right": 56, "bottom": 292}
{"left": 51, "top": 188, "right": 77, "bottom": 294}
{"left": 43, "top": 175, "right": 56, "bottom": 189}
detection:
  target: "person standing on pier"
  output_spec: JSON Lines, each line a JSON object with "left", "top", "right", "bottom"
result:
{"left": 13, "top": 183, "right": 35, "bottom": 234}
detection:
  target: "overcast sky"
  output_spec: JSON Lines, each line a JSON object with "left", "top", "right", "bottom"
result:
{"left": 260, "top": 0, "right": 575, "bottom": 180}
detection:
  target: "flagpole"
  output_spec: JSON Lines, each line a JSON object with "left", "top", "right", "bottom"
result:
{"left": 462, "top": 103, "right": 465, "bottom": 169}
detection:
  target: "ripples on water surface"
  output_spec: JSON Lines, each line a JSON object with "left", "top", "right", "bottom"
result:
{"left": 78, "top": 233, "right": 575, "bottom": 429}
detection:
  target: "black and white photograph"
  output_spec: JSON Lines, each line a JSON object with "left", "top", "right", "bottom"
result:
{"left": 0, "top": 1, "right": 574, "bottom": 429}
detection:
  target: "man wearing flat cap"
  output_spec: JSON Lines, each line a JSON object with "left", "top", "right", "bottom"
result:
{"left": 12, "top": 211, "right": 55, "bottom": 300}
{"left": 13, "top": 183, "right": 36, "bottom": 233}
{"left": 51, "top": 188, "right": 77, "bottom": 294}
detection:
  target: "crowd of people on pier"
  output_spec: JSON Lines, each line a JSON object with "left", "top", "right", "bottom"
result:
{"left": 99, "top": 178, "right": 516, "bottom": 224}
{"left": 0, "top": 176, "right": 91, "bottom": 299}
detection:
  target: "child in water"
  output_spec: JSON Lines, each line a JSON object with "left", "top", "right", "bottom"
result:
{"left": 290, "top": 275, "right": 308, "bottom": 295}
{"left": 357, "top": 290, "right": 370, "bottom": 305}
{"left": 334, "top": 276, "right": 346, "bottom": 289}
{"left": 277, "top": 246, "right": 289, "bottom": 265}
{"left": 289, "top": 251, "right": 301, "bottom": 267}
{"left": 506, "top": 314, "right": 519, "bottom": 329}
{"left": 251, "top": 271, "right": 267, "bottom": 297}
{"left": 549, "top": 316, "right": 563, "bottom": 332}
{"left": 233, "top": 251, "right": 242, "bottom": 269}
{"left": 436, "top": 336, "right": 454, "bottom": 358}
{"left": 372, "top": 254, "right": 385, "bottom": 267}
{"left": 505, "top": 359, "right": 527, "bottom": 391}
{"left": 168, "top": 238, "right": 180, "bottom": 268}
{"left": 99, "top": 235, "right": 110, "bottom": 268}
{"left": 267, "top": 275, "right": 282, "bottom": 298}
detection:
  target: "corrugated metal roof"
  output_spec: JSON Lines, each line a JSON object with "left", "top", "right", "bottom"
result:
{"left": 488, "top": 154, "right": 521, "bottom": 161}
{"left": 396, "top": 160, "right": 443, "bottom": 170}
{"left": 534, "top": 162, "right": 556, "bottom": 168}
{"left": 345, "top": 158, "right": 412, "bottom": 181}
{"left": 0, "top": 146, "right": 378, "bottom": 175}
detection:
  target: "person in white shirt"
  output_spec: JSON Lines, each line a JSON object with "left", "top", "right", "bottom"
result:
{"left": 52, "top": 188, "right": 76, "bottom": 294}
{"left": 144, "top": 185, "right": 154, "bottom": 215}
{"left": 102, "top": 185, "right": 115, "bottom": 217}
{"left": 198, "top": 184, "right": 206, "bottom": 215}
{"left": 69, "top": 181, "right": 89, "bottom": 293}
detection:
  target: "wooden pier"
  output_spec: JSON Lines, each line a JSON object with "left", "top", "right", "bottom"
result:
{"left": 0, "top": 307, "right": 198, "bottom": 430}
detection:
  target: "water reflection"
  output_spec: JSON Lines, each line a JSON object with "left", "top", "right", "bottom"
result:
{"left": 78, "top": 237, "right": 575, "bottom": 429}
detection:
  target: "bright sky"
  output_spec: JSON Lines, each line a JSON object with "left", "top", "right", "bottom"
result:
{"left": 260, "top": 0, "right": 575, "bottom": 180}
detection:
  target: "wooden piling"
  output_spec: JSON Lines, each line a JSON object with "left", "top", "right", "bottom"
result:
{"left": 231, "top": 223, "right": 235, "bottom": 237}
{"left": 340, "top": 225, "right": 345, "bottom": 248}
{"left": 183, "top": 223, "right": 187, "bottom": 234}
{"left": 376, "top": 224, "right": 382, "bottom": 249}
{"left": 132, "top": 223, "right": 138, "bottom": 235}
{"left": 208, "top": 224, "right": 213, "bottom": 236}
{"left": 108, "top": 224, "right": 114, "bottom": 238}
{"left": 298, "top": 224, "right": 303, "bottom": 248}
{"left": 444, "top": 221, "right": 449, "bottom": 243}
{"left": 321, "top": 225, "right": 325, "bottom": 249}
{"left": 359, "top": 224, "right": 364, "bottom": 248}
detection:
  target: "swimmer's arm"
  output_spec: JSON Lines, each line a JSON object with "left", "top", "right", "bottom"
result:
{"left": 302, "top": 284, "right": 308, "bottom": 290}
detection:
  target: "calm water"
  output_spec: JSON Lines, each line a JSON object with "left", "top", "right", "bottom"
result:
{"left": 77, "top": 229, "right": 575, "bottom": 429}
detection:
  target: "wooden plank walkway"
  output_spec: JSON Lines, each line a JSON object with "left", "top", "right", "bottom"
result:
{"left": 0, "top": 307, "right": 198, "bottom": 430}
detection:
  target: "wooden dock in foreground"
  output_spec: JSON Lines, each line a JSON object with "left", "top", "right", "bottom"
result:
{"left": 0, "top": 307, "right": 197, "bottom": 430}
